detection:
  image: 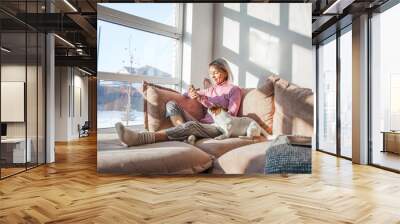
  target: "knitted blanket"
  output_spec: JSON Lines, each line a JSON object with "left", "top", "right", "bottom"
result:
{"left": 265, "top": 135, "right": 311, "bottom": 174}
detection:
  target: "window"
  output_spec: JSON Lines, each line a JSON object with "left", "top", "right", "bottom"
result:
{"left": 390, "top": 74, "right": 400, "bottom": 130}
{"left": 97, "top": 81, "right": 144, "bottom": 129}
{"left": 316, "top": 25, "right": 353, "bottom": 159}
{"left": 97, "top": 3, "right": 183, "bottom": 129}
{"left": 371, "top": 3, "right": 400, "bottom": 171}
{"left": 339, "top": 27, "right": 352, "bottom": 158}
{"left": 100, "top": 3, "right": 178, "bottom": 27}
{"left": 317, "top": 35, "right": 337, "bottom": 154}
{"left": 0, "top": 3, "right": 46, "bottom": 179}
{"left": 97, "top": 20, "right": 177, "bottom": 78}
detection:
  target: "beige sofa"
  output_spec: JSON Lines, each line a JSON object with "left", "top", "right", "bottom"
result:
{"left": 97, "top": 75, "right": 313, "bottom": 174}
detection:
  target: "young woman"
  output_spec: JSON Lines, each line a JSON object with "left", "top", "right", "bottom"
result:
{"left": 115, "top": 58, "right": 242, "bottom": 146}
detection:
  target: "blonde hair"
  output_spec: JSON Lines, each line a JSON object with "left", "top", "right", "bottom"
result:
{"left": 209, "top": 58, "right": 232, "bottom": 81}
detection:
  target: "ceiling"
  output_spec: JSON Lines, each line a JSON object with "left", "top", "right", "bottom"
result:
{"left": 0, "top": 0, "right": 100, "bottom": 73}
{"left": 311, "top": 0, "right": 390, "bottom": 44}
{"left": 0, "top": 0, "right": 393, "bottom": 72}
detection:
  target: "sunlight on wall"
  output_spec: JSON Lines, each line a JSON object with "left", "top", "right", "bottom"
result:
{"left": 226, "top": 59, "right": 239, "bottom": 85}
{"left": 289, "top": 4, "right": 311, "bottom": 37}
{"left": 249, "top": 27, "right": 279, "bottom": 74}
{"left": 247, "top": 3, "right": 280, "bottom": 26}
{"left": 223, "top": 17, "right": 240, "bottom": 54}
{"left": 292, "top": 44, "right": 312, "bottom": 88}
{"left": 214, "top": 3, "right": 312, "bottom": 89}
{"left": 223, "top": 3, "right": 240, "bottom": 12}
{"left": 245, "top": 71, "right": 259, "bottom": 88}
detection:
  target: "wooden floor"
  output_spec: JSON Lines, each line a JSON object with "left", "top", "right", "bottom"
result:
{"left": 1, "top": 163, "right": 44, "bottom": 178}
{"left": 373, "top": 150, "right": 400, "bottom": 171}
{"left": 1, "top": 135, "right": 400, "bottom": 223}
{"left": 1, "top": 167, "right": 26, "bottom": 178}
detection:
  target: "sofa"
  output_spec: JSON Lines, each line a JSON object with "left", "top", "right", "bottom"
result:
{"left": 97, "top": 75, "right": 314, "bottom": 174}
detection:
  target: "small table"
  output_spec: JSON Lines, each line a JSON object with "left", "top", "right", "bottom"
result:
{"left": 381, "top": 131, "right": 400, "bottom": 154}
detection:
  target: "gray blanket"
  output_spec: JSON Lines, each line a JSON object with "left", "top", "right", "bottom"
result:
{"left": 265, "top": 135, "right": 311, "bottom": 174}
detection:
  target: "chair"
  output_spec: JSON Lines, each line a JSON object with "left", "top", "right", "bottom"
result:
{"left": 78, "top": 121, "right": 90, "bottom": 138}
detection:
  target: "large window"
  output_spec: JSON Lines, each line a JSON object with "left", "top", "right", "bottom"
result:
{"left": 316, "top": 24, "right": 353, "bottom": 159}
{"left": 339, "top": 27, "right": 352, "bottom": 158}
{"left": 100, "top": 3, "right": 178, "bottom": 27}
{"left": 0, "top": 2, "right": 46, "bottom": 179}
{"left": 97, "top": 20, "right": 177, "bottom": 78}
{"left": 371, "top": 3, "right": 400, "bottom": 171}
{"left": 317, "top": 35, "right": 337, "bottom": 154}
{"left": 97, "top": 3, "right": 183, "bottom": 129}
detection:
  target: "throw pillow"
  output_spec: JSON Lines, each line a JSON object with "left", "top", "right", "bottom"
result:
{"left": 272, "top": 79, "right": 314, "bottom": 136}
{"left": 238, "top": 75, "right": 277, "bottom": 134}
{"left": 143, "top": 82, "right": 205, "bottom": 131}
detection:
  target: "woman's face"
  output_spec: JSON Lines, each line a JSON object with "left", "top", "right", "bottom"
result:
{"left": 209, "top": 65, "right": 228, "bottom": 85}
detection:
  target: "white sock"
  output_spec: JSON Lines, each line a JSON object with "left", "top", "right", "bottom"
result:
{"left": 187, "top": 135, "right": 196, "bottom": 145}
{"left": 115, "top": 122, "right": 155, "bottom": 146}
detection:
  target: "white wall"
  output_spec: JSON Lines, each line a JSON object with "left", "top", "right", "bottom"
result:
{"left": 55, "top": 67, "right": 89, "bottom": 141}
{"left": 182, "top": 3, "right": 214, "bottom": 91}
{"left": 1, "top": 65, "right": 39, "bottom": 137}
{"left": 212, "top": 3, "right": 313, "bottom": 90}
{"left": 55, "top": 67, "right": 69, "bottom": 141}
{"left": 72, "top": 73, "right": 89, "bottom": 137}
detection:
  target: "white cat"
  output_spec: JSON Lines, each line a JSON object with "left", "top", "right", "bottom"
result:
{"left": 208, "top": 106, "right": 269, "bottom": 140}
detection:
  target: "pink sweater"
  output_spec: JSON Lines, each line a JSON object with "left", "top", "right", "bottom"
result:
{"left": 194, "top": 81, "right": 242, "bottom": 124}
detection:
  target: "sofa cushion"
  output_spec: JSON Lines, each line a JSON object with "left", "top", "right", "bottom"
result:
{"left": 238, "top": 76, "right": 276, "bottom": 134}
{"left": 144, "top": 83, "right": 204, "bottom": 132}
{"left": 272, "top": 79, "right": 314, "bottom": 136}
{"left": 195, "top": 137, "right": 266, "bottom": 158}
{"left": 239, "top": 89, "right": 274, "bottom": 134}
{"left": 211, "top": 141, "right": 270, "bottom": 174}
{"left": 98, "top": 133, "right": 213, "bottom": 174}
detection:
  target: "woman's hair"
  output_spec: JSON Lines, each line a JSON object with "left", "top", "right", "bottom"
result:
{"left": 209, "top": 58, "right": 232, "bottom": 81}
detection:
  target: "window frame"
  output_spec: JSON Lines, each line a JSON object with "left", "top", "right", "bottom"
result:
{"left": 97, "top": 4, "right": 183, "bottom": 39}
{"left": 338, "top": 25, "right": 353, "bottom": 159}
{"left": 368, "top": 1, "right": 400, "bottom": 173}
{"left": 315, "top": 24, "right": 353, "bottom": 161}
{"left": 316, "top": 33, "right": 338, "bottom": 156}
{"left": 97, "top": 3, "right": 183, "bottom": 85}
{"left": 96, "top": 3, "right": 184, "bottom": 130}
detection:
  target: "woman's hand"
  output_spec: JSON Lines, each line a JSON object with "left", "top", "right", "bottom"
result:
{"left": 188, "top": 88, "right": 199, "bottom": 99}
